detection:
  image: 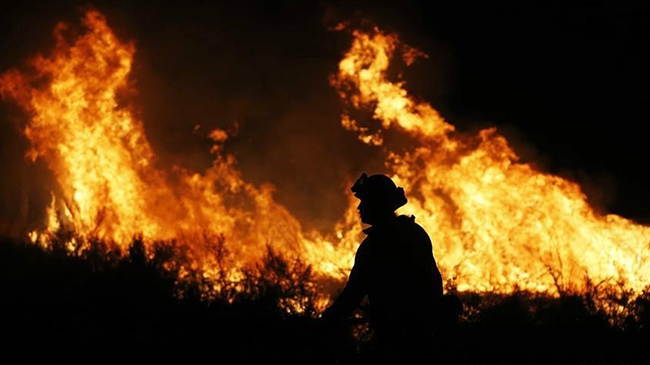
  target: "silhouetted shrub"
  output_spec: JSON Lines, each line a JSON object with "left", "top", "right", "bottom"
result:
{"left": 1, "top": 234, "right": 649, "bottom": 364}
{"left": 237, "top": 245, "right": 319, "bottom": 316}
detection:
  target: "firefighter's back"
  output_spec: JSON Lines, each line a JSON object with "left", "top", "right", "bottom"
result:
{"left": 363, "top": 215, "right": 442, "bottom": 335}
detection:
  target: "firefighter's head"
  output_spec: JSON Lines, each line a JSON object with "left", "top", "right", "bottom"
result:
{"left": 351, "top": 173, "right": 407, "bottom": 225}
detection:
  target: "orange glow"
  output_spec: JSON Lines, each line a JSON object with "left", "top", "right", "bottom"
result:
{"left": 1, "top": 11, "right": 649, "bottom": 312}
{"left": 0, "top": 11, "right": 359, "bottom": 308}
{"left": 332, "top": 27, "right": 650, "bottom": 297}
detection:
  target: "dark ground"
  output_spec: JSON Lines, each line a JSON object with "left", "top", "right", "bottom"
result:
{"left": 1, "top": 236, "right": 648, "bottom": 364}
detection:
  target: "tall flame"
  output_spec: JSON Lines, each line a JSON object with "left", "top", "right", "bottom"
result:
{"left": 0, "top": 12, "right": 649, "bottom": 305}
{"left": 0, "top": 11, "right": 358, "bottom": 296}
{"left": 332, "top": 27, "right": 650, "bottom": 295}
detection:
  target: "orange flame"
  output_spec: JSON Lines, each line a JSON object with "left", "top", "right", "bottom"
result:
{"left": 0, "top": 11, "right": 359, "bottom": 303}
{"left": 332, "top": 27, "right": 650, "bottom": 296}
{"left": 1, "top": 12, "right": 649, "bottom": 309}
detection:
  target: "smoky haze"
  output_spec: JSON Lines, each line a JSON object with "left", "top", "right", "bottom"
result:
{"left": 1, "top": 1, "right": 649, "bottom": 237}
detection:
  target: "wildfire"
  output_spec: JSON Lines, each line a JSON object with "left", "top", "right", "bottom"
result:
{"left": 331, "top": 27, "right": 650, "bottom": 295}
{"left": 0, "top": 11, "right": 359, "bottom": 298}
{"left": 0, "top": 11, "right": 649, "bottom": 306}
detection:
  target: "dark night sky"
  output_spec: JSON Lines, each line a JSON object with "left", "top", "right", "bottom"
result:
{"left": 1, "top": 1, "right": 649, "bottom": 234}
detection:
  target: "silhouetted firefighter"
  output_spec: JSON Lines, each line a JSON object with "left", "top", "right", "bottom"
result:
{"left": 322, "top": 173, "right": 458, "bottom": 361}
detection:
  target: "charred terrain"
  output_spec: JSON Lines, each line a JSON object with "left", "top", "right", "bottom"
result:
{"left": 2, "top": 236, "right": 649, "bottom": 363}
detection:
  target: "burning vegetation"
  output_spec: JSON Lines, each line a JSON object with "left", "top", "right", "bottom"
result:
{"left": 2, "top": 9, "right": 649, "bottom": 305}
{"left": 0, "top": 11, "right": 360, "bottom": 309}
{"left": 0, "top": 8, "right": 649, "bottom": 362}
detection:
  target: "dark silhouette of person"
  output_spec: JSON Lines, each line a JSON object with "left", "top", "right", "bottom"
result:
{"left": 321, "top": 173, "right": 444, "bottom": 361}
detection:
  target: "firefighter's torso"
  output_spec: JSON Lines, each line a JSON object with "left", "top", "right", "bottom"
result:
{"left": 355, "top": 215, "right": 442, "bottom": 330}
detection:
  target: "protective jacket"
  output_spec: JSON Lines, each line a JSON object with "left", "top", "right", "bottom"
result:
{"left": 326, "top": 214, "right": 443, "bottom": 334}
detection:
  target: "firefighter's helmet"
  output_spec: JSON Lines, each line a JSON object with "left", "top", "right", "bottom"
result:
{"left": 351, "top": 173, "right": 407, "bottom": 210}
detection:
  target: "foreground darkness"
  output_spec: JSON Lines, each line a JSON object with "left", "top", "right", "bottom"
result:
{"left": 2, "top": 237, "right": 648, "bottom": 363}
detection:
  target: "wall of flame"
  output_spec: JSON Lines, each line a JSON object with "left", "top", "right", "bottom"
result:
{"left": 0, "top": 11, "right": 649, "bottom": 303}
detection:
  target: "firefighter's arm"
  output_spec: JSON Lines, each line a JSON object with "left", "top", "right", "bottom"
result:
{"left": 321, "top": 243, "right": 368, "bottom": 320}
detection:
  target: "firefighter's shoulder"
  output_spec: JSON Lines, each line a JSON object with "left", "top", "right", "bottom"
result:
{"left": 397, "top": 214, "right": 425, "bottom": 233}
{"left": 398, "top": 215, "right": 432, "bottom": 246}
